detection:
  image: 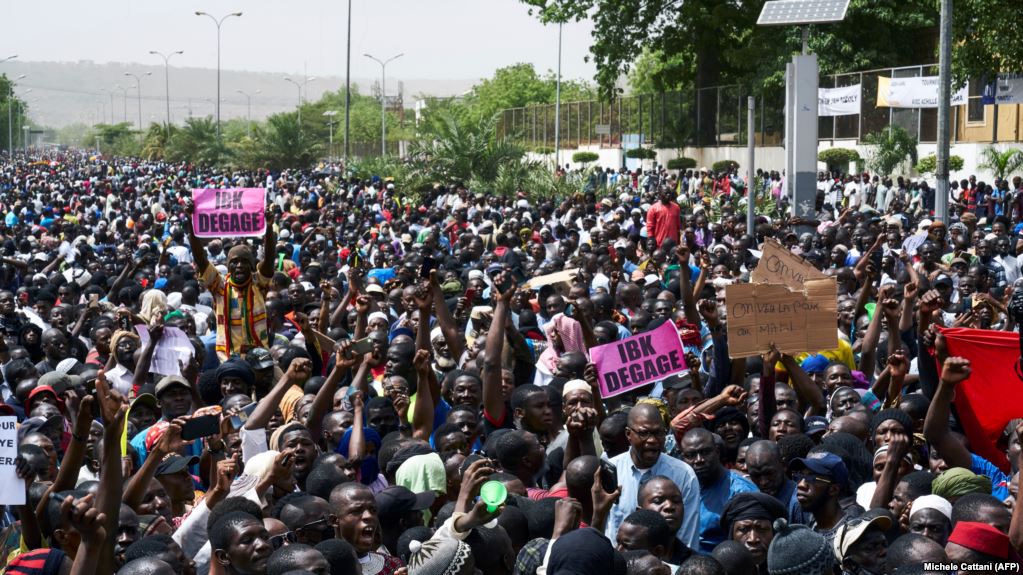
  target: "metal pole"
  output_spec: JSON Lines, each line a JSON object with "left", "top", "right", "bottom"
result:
{"left": 196, "top": 12, "right": 242, "bottom": 139}
{"left": 554, "top": 21, "right": 562, "bottom": 169}
{"left": 344, "top": 0, "right": 352, "bottom": 166}
{"left": 381, "top": 63, "right": 386, "bottom": 156}
{"left": 935, "top": 0, "right": 952, "bottom": 223}
{"left": 747, "top": 96, "right": 756, "bottom": 234}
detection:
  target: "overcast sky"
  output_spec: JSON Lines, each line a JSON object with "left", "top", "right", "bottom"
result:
{"left": 7, "top": 0, "right": 596, "bottom": 82}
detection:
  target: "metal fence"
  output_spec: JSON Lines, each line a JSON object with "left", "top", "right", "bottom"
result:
{"left": 496, "top": 63, "right": 1016, "bottom": 150}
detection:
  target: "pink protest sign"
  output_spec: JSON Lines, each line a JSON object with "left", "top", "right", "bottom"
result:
{"left": 192, "top": 188, "right": 267, "bottom": 238}
{"left": 592, "top": 320, "right": 688, "bottom": 398}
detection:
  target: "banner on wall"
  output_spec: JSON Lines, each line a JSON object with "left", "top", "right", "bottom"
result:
{"left": 818, "top": 84, "right": 861, "bottom": 116}
{"left": 876, "top": 76, "right": 968, "bottom": 108}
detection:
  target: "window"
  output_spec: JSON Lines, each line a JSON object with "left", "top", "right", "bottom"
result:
{"left": 967, "top": 79, "right": 986, "bottom": 123}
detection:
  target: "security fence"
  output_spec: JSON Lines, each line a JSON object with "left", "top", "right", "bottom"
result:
{"left": 496, "top": 63, "right": 1022, "bottom": 150}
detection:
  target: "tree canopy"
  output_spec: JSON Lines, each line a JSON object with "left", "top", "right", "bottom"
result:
{"left": 521, "top": 0, "right": 1022, "bottom": 97}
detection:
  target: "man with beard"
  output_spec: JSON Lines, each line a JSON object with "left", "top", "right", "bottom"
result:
{"left": 680, "top": 428, "right": 757, "bottom": 552}
{"left": 186, "top": 202, "right": 277, "bottom": 361}
{"left": 790, "top": 453, "right": 851, "bottom": 546}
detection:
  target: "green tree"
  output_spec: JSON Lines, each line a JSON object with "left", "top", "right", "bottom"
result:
{"left": 0, "top": 75, "right": 29, "bottom": 152}
{"left": 521, "top": 0, "right": 1022, "bottom": 98}
{"left": 141, "top": 123, "right": 177, "bottom": 160}
{"left": 257, "top": 112, "right": 322, "bottom": 171}
{"left": 460, "top": 63, "right": 595, "bottom": 121}
{"left": 977, "top": 146, "right": 1023, "bottom": 181}
{"left": 915, "top": 154, "right": 964, "bottom": 175}
{"left": 166, "top": 117, "right": 227, "bottom": 166}
{"left": 93, "top": 123, "right": 140, "bottom": 157}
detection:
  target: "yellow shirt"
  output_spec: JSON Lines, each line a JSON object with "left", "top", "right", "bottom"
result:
{"left": 202, "top": 263, "right": 272, "bottom": 361}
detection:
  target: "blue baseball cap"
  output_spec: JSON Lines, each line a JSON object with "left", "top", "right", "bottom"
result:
{"left": 788, "top": 452, "right": 849, "bottom": 486}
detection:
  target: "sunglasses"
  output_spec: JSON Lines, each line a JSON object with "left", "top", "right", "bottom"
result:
{"left": 269, "top": 531, "right": 296, "bottom": 550}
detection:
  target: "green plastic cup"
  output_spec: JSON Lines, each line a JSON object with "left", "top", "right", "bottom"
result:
{"left": 480, "top": 480, "right": 508, "bottom": 512}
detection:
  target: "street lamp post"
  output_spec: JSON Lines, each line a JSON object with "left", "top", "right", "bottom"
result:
{"left": 363, "top": 52, "right": 403, "bottom": 156}
{"left": 284, "top": 76, "right": 316, "bottom": 126}
{"left": 7, "top": 74, "right": 25, "bottom": 154}
{"left": 343, "top": 0, "right": 352, "bottom": 167}
{"left": 236, "top": 89, "right": 261, "bottom": 137}
{"left": 124, "top": 72, "right": 151, "bottom": 136}
{"left": 149, "top": 50, "right": 184, "bottom": 133}
{"left": 115, "top": 86, "right": 129, "bottom": 123}
{"left": 195, "top": 10, "right": 243, "bottom": 139}
{"left": 324, "top": 110, "right": 338, "bottom": 160}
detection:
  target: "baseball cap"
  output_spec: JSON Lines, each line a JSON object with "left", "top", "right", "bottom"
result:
{"left": 38, "top": 372, "right": 72, "bottom": 395}
{"left": 155, "top": 454, "right": 200, "bottom": 476}
{"left": 375, "top": 486, "right": 436, "bottom": 523}
{"left": 364, "top": 283, "right": 385, "bottom": 296}
{"left": 832, "top": 513, "right": 893, "bottom": 561}
{"left": 804, "top": 416, "right": 828, "bottom": 437}
{"left": 933, "top": 274, "right": 953, "bottom": 288}
{"left": 130, "top": 393, "right": 158, "bottom": 413}
{"left": 788, "top": 452, "right": 849, "bottom": 486}
{"left": 245, "top": 348, "right": 275, "bottom": 370}
{"left": 18, "top": 415, "right": 63, "bottom": 442}
{"left": 155, "top": 375, "right": 191, "bottom": 397}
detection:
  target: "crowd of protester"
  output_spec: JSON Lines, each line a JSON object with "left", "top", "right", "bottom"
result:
{"left": 0, "top": 149, "right": 1022, "bottom": 575}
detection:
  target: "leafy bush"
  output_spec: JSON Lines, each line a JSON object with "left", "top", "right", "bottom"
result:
{"left": 531, "top": 146, "right": 554, "bottom": 155}
{"left": 978, "top": 146, "right": 1023, "bottom": 180}
{"left": 864, "top": 126, "right": 917, "bottom": 176}
{"left": 572, "top": 151, "right": 600, "bottom": 164}
{"left": 625, "top": 147, "right": 657, "bottom": 159}
{"left": 712, "top": 159, "right": 739, "bottom": 173}
{"left": 818, "top": 148, "right": 861, "bottom": 173}
{"left": 915, "top": 154, "right": 964, "bottom": 175}
{"left": 667, "top": 157, "right": 697, "bottom": 170}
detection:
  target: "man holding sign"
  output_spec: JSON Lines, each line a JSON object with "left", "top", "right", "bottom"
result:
{"left": 186, "top": 191, "right": 277, "bottom": 361}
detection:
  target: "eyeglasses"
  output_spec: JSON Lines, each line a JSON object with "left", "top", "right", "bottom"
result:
{"left": 296, "top": 517, "right": 335, "bottom": 541}
{"left": 268, "top": 531, "right": 297, "bottom": 550}
{"left": 793, "top": 472, "right": 833, "bottom": 485}
{"left": 626, "top": 426, "right": 666, "bottom": 441}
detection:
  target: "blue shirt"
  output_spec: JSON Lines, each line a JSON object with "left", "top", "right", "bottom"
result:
{"left": 696, "top": 470, "right": 758, "bottom": 552}
{"left": 606, "top": 450, "right": 702, "bottom": 551}
{"left": 971, "top": 453, "right": 1011, "bottom": 501}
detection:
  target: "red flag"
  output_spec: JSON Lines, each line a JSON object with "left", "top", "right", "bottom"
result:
{"left": 939, "top": 327, "right": 1022, "bottom": 472}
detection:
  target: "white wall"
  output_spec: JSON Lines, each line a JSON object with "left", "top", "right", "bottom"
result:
{"left": 550, "top": 141, "right": 1022, "bottom": 183}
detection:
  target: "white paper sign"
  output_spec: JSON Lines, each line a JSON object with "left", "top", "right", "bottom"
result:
{"left": 136, "top": 325, "right": 194, "bottom": 377}
{"left": 0, "top": 417, "right": 25, "bottom": 505}
{"left": 819, "top": 84, "right": 861, "bottom": 116}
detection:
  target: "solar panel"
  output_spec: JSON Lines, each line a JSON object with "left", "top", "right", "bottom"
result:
{"left": 757, "top": 0, "right": 850, "bottom": 26}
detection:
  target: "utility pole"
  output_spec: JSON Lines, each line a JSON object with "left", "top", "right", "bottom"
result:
{"left": 935, "top": 0, "right": 953, "bottom": 223}
{"left": 747, "top": 96, "right": 756, "bottom": 234}
{"left": 554, "top": 21, "right": 563, "bottom": 169}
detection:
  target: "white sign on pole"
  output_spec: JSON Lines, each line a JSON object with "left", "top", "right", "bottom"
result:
{"left": 991, "top": 75, "right": 1023, "bottom": 105}
{"left": 818, "top": 84, "right": 861, "bottom": 116}
{"left": 0, "top": 417, "right": 25, "bottom": 505}
{"left": 595, "top": 124, "right": 611, "bottom": 135}
{"left": 877, "top": 76, "right": 968, "bottom": 108}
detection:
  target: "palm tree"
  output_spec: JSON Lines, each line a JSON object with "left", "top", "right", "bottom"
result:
{"left": 978, "top": 146, "right": 1023, "bottom": 180}
{"left": 258, "top": 112, "right": 321, "bottom": 171}
{"left": 167, "top": 117, "right": 227, "bottom": 166}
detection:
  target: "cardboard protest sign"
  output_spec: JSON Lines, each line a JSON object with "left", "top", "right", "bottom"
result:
{"left": 0, "top": 417, "right": 25, "bottom": 505}
{"left": 725, "top": 278, "right": 837, "bottom": 358}
{"left": 192, "top": 188, "right": 267, "bottom": 238}
{"left": 592, "top": 320, "right": 688, "bottom": 398}
{"left": 525, "top": 268, "right": 580, "bottom": 289}
{"left": 751, "top": 238, "right": 826, "bottom": 291}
